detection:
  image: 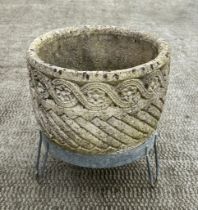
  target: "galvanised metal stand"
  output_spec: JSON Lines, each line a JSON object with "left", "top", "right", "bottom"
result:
{"left": 35, "top": 131, "right": 160, "bottom": 187}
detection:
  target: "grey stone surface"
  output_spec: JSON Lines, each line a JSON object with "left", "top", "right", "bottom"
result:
{"left": 0, "top": 0, "right": 198, "bottom": 209}
{"left": 27, "top": 26, "right": 170, "bottom": 155}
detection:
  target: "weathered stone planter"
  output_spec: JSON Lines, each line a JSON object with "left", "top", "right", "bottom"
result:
{"left": 27, "top": 26, "right": 170, "bottom": 156}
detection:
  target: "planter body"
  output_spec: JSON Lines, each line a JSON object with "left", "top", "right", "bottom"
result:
{"left": 27, "top": 26, "right": 171, "bottom": 155}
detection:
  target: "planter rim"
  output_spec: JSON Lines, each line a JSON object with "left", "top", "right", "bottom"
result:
{"left": 27, "top": 25, "right": 170, "bottom": 82}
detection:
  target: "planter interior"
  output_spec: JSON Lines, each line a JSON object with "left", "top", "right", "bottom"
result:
{"left": 37, "top": 31, "right": 158, "bottom": 71}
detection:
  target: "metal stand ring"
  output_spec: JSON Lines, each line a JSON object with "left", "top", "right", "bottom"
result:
{"left": 35, "top": 130, "right": 160, "bottom": 186}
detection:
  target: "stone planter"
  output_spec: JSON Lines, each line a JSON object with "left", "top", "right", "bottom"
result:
{"left": 27, "top": 26, "right": 170, "bottom": 156}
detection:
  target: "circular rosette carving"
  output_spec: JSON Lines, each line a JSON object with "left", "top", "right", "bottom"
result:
{"left": 50, "top": 79, "right": 78, "bottom": 107}
{"left": 119, "top": 86, "right": 141, "bottom": 104}
{"left": 116, "top": 79, "right": 154, "bottom": 103}
{"left": 81, "top": 84, "right": 112, "bottom": 109}
{"left": 36, "top": 81, "right": 49, "bottom": 99}
{"left": 148, "top": 76, "right": 161, "bottom": 92}
{"left": 142, "top": 70, "right": 166, "bottom": 94}
{"left": 86, "top": 89, "right": 109, "bottom": 106}
{"left": 30, "top": 70, "right": 49, "bottom": 99}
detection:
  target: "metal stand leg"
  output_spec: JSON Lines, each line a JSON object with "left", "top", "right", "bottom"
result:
{"left": 146, "top": 133, "right": 160, "bottom": 187}
{"left": 35, "top": 130, "right": 49, "bottom": 179}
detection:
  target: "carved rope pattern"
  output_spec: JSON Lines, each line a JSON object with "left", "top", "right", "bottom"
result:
{"left": 37, "top": 100, "right": 162, "bottom": 154}
{"left": 31, "top": 69, "right": 165, "bottom": 111}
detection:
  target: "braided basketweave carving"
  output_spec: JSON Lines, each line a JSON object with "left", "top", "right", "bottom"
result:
{"left": 27, "top": 26, "right": 170, "bottom": 155}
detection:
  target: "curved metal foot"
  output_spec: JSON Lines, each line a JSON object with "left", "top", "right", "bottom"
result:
{"left": 146, "top": 133, "right": 160, "bottom": 187}
{"left": 35, "top": 130, "right": 49, "bottom": 179}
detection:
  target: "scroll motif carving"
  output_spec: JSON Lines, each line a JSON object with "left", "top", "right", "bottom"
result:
{"left": 30, "top": 68, "right": 165, "bottom": 111}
